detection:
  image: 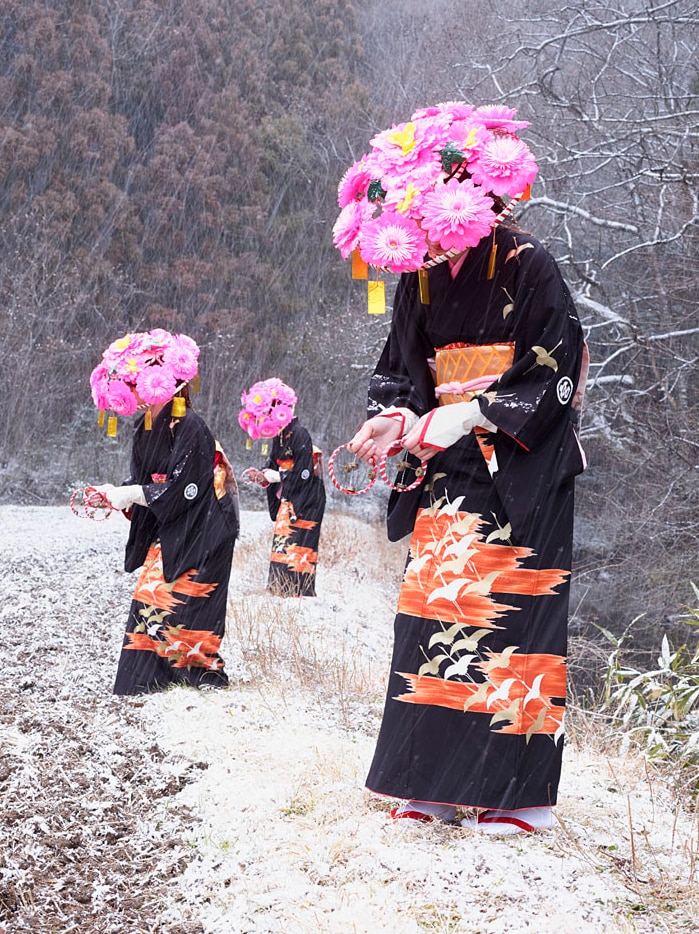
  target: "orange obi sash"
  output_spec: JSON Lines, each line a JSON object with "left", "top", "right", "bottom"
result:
{"left": 434, "top": 342, "right": 514, "bottom": 405}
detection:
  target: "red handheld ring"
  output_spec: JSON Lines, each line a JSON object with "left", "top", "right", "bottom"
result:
{"left": 378, "top": 443, "right": 428, "bottom": 493}
{"left": 328, "top": 443, "right": 377, "bottom": 496}
{"left": 69, "top": 486, "right": 114, "bottom": 521}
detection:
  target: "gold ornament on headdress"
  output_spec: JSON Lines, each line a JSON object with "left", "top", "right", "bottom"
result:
{"left": 171, "top": 396, "right": 186, "bottom": 417}
{"left": 351, "top": 249, "right": 368, "bottom": 280}
{"left": 486, "top": 228, "right": 498, "bottom": 280}
{"left": 368, "top": 279, "right": 386, "bottom": 315}
{"left": 418, "top": 269, "right": 430, "bottom": 305}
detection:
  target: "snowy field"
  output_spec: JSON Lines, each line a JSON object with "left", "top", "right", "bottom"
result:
{"left": 0, "top": 504, "right": 697, "bottom": 933}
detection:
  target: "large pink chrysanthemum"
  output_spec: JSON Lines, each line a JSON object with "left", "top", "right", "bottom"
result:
{"left": 238, "top": 409, "right": 255, "bottom": 431}
{"left": 332, "top": 200, "right": 374, "bottom": 259}
{"left": 473, "top": 105, "right": 530, "bottom": 132}
{"left": 106, "top": 379, "right": 138, "bottom": 417}
{"left": 411, "top": 101, "right": 475, "bottom": 123}
{"left": 255, "top": 414, "right": 279, "bottom": 439}
{"left": 136, "top": 366, "right": 177, "bottom": 405}
{"left": 447, "top": 119, "right": 488, "bottom": 157}
{"left": 420, "top": 179, "right": 495, "bottom": 252}
{"left": 90, "top": 366, "right": 111, "bottom": 410}
{"left": 383, "top": 164, "right": 442, "bottom": 220}
{"left": 265, "top": 378, "right": 297, "bottom": 407}
{"left": 468, "top": 134, "right": 537, "bottom": 197}
{"left": 163, "top": 339, "right": 199, "bottom": 381}
{"left": 337, "top": 160, "right": 372, "bottom": 208}
{"left": 369, "top": 119, "right": 448, "bottom": 176}
{"left": 272, "top": 403, "right": 295, "bottom": 428}
{"left": 359, "top": 211, "right": 428, "bottom": 273}
{"left": 240, "top": 386, "right": 272, "bottom": 417}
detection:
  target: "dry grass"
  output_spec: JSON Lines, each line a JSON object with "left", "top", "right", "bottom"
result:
{"left": 224, "top": 512, "right": 402, "bottom": 729}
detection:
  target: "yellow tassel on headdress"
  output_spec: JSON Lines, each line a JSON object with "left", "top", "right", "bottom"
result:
{"left": 171, "top": 396, "right": 186, "bottom": 417}
{"left": 144, "top": 409, "right": 152, "bottom": 431}
{"left": 418, "top": 269, "right": 430, "bottom": 305}
{"left": 368, "top": 279, "right": 386, "bottom": 315}
{"left": 245, "top": 437, "right": 253, "bottom": 451}
{"left": 351, "top": 249, "right": 368, "bottom": 280}
{"left": 261, "top": 442, "right": 269, "bottom": 456}
{"left": 486, "top": 229, "right": 498, "bottom": 280}
{"left": 107, "top": 416, "right": 118, "bottom": 438}
{"left": 191, "top": 374, "right": 201, "bottom": 394}
{"left": 97, "top": 410, "right": 105, "bottom": 428}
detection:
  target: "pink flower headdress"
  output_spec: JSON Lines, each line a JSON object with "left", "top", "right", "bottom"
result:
{"left": 90, "top": 329, "right": 200, "bottom": 418}
{"left": 239, "top": 378, "right": 297, "bottom": 440}
{"left": 332, "top": 101, "right": 538, "bottom": 273}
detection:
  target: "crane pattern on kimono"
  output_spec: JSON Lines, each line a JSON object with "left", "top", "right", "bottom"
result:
{"left": 394, "top": 493, "right": 568, "bottom": 740}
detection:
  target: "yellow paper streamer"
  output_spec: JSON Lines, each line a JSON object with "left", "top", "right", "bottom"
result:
{"left": 245, "top": 437, "right": 253, "bottom": 450}
{"left": 171, "top": 396, "right": 186, "bottom": 417}
{"left": 261, "top": 443, "right": 269, "bottom": 455}
{"left": 191, "top": 374, "right": 201, "bottom": 393}
{"left": 351, "top": 249, "right": 368, "bottom": 280}
{"left": 418, "top": 269, "right": 430, "bottom": 305}
{"left": 144, "top": 409, "right": 152, "bottom": 431}
{"left": 487, "top": 243, "right": 498, "bottom": 280}
{"left": 107, "top": 416, "right": 118, "bottom": 438}
{"left": 97, "top": 410, "right": 105, "bottom": 428}
{"left": 368, "top": 280, "right": 386, "bottom": 315}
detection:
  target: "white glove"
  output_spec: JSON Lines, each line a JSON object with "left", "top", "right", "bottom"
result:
{"left": 413, "top": 400, "right": 497, "bottom": 450}
{"left": 94, "top": 483, "right": 147, "bottom": 511}
{"left": 379, "top": 406, "right": 420, "bottom": 436}
{"left": 262, "top": 469, "right": 281, "bottom": 484}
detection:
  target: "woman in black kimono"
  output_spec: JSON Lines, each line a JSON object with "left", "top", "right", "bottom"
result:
{"left": 89, "top": 329, "right": 239, "bottom": 695}
{"left": 240, "top": 379, "right": 325, "bottom": 597}
{"left": 262, "top": 418, "right": 326, "bottom": 597}
{"left": 342, "top": 103, "right": 587, "bottom": 834}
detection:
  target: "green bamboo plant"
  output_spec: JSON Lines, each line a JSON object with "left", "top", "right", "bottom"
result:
{"left": 597, "top": 584, "right": 699, "bottom": 795}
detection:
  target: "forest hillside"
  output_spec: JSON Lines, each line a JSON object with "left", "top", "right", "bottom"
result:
{"left": 0, "top": 2, "right": 697, "bottom": 666}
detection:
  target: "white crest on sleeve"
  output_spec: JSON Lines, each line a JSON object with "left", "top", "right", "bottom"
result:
{"left": 556, "top": 376, "right": 573, "bottom": 405}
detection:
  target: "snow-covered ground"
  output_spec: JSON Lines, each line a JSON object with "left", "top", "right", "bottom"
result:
{"left": 0, "top": 504, "right": 697, "bottom": 933}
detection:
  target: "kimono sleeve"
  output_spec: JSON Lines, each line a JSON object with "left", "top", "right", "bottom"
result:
{"left": 142, "top": 417, "right": 214, "bottom": 523}
{"left": 277, "top": 425, "right": 316, "bottom": 503}
{"left": 477, "top": 248, "right": 584, "bottom": 452}
{"left": 367, "top": 274, "right": 436, "bottom": 419}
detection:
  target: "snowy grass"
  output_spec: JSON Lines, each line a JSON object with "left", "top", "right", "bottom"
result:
{"left": 2, "top": 505, "right": 699, "bottom": 933}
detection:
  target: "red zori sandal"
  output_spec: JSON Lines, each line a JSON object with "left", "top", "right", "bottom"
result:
{"left": 460, "top": 807, "right": 555, "bottom": 835}
{"left": 390, "top": 802, "right": 457, "bottom": 823}
{"left": 390, "top": 807, "right": 436, "bottom": 823}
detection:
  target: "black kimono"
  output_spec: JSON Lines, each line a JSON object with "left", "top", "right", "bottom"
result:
{"left": 365, "top": 226, "right": 586, "bottom": 811}
{"left": 113, "top": 406, "right": 239, "bottom": 695}
{"left": 264, "top": 418, "right": 326, "bottom": 597}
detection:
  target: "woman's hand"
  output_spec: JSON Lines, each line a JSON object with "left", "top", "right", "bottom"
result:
{"left": 402, "top": 400, "right": 496, "bottom": 461}
{"left": 348, "top": 415, "right": 404, "bottom": 464}
{"left": 402, "top": 419, "right": 441, "bottom": 462}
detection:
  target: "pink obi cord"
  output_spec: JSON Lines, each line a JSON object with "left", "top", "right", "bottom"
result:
{"left": 435, "top": 374, "right": 501, "bottom": 399}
